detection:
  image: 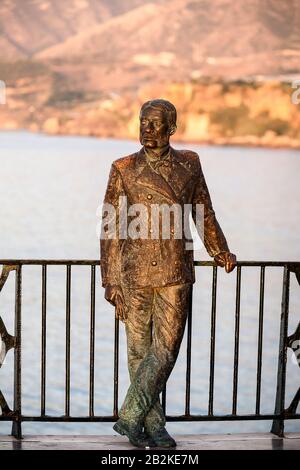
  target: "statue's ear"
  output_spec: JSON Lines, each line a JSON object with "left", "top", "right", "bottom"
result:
{"left": 169, "top": 124, "right": 177, "bottom": 136}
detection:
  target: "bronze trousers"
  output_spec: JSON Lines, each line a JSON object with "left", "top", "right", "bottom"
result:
{"left": 119, "top": 283, "right": 191, "bottom": 431}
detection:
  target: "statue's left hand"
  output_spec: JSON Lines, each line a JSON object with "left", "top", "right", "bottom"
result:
{"left": 214, "top": 251, "right": 237, "bottom": 273}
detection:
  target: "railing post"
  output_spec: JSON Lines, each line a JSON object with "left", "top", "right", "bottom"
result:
{"left": 232, "top": 265, "right": 241, "bottom": 415}
{"left": 208, "top": 266, "right": 218, "bottom": 416}
{"left": 255, "top": 266, "right": 265, "bottom": 415}
{"left": 11, "top": 264, "right": 22, "bottom": 439}
{"left": 65, "top": 264, "right": 71, "bottom": 417}
{"left": 271, "top": 265, "right": 290, "bottom": 437}
{"left": 89, "top": 265, "right": 96, "bottom": 417}
{"left": 113, "top": 316, "right": 119, "bottom": 418}
{"left": 41, "top": 264, "right": 47, "bottom": 416}
{"left": 185, "top": 284, "right": 193, "bottom": 416}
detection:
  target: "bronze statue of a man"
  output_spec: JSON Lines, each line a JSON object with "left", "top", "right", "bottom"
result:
{"left": 100, "top": 99, "right": 236, "bottom": 448}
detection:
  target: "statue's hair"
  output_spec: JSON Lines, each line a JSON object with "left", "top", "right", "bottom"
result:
{"left": 140, "top": 99, "right": 177, "bottom": 128}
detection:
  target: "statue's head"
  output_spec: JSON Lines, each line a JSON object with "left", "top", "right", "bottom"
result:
{"left": 139, "top": 99, "right": 177, "bottom": 149}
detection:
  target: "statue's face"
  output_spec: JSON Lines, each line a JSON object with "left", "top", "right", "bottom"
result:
{"left": 139, "top": 106, "right": 170, "bottom": 149}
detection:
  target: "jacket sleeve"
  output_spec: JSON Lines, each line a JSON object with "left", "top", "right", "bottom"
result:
{"left": 100, "top": 163, "right": 125, "bottom": 287}
{"left": 192, "top": 154, "right": 229, "bottom": 257}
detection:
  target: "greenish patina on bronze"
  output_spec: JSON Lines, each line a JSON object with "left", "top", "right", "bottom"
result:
{"left": 100, "top": 99, "right": 237, "bottom": 447}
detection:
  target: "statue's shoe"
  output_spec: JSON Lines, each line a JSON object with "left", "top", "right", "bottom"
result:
{"left": 113, "top": 419, "right": 156, "bottom": 448}
{"left": 145, "top": 427, "right": 177, "bottom": 448}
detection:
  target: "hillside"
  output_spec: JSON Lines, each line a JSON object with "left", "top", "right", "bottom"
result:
{"left": 1, "top": 77, "right": 300, "bottom": 148}
{"left": 1, "top": 0, "right": 300, "bottom": 82}
{"left": 35, "top": 0, "right": 300, "bottom": 83}
{"left": 0, "top": 0, "right": 156, "bottom": 60}
{"left": 0, "top": 0, "right": 300, "bottom": 147}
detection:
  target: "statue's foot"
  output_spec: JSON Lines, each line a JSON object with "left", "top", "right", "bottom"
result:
{"left": 113, "top": 419, "right": 156, "bottom": 448}
{"left": 145, "top": 427, "right": 177, "bottom": 448}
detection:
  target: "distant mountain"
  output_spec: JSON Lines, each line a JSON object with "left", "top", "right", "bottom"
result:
{"left": 1, "top": 0, "right": 300, "bottom": 147}
{"left": 34, "top": 0, "right": 300, "bottom": 86}
{"left": 0, "top": 0, "right": 157, "bottom": 59}
{"left": 36, "top": 0, "right": 300, "bottom": 60}
{"left": 1, "top": 0, "right": 299, "bottom": 82}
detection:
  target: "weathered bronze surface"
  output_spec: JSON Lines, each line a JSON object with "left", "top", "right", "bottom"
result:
{"left": 100, "top": 99, "right": 236, "bottom": 447}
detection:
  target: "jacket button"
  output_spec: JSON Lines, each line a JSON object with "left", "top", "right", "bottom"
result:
{"left": 151, "top": 261, "right": 157, "bottom": 266}
{"left": 147, "top": 194, "right": 153, "bottom": 200}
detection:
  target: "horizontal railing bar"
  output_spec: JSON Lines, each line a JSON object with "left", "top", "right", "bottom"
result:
{"left": 0, "top": 260, "right": 300, "bottom": 267}
{"left": 0, "top": 260, "right": 101, "bottom": 266}
{"left": 195, "top": 261, "right": 300, "bottom": 267}
{"left": 1, "top": 414, "right": 299, "bottom": 422}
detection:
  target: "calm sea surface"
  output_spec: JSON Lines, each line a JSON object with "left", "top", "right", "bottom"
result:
{"left": 0, "top": 131, "right": 299, "bottom": 435}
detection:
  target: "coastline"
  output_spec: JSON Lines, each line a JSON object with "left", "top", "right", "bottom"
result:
{"left": 1, "top": 79, "right": 300, "bottom": 150}
{"left": 1, "top": 125, "right": 299, "bottom": 150}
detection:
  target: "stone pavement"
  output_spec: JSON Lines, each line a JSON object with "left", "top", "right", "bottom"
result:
{"left": 0, "top": 433, "right": 300, "bottom": 450}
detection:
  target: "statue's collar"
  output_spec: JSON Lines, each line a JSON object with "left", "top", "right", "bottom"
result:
{"left": 143, "top": 145, "right": 171, "bottom": 172}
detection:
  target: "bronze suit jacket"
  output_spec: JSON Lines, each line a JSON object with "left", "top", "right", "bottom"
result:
{"left": 100, "top": 146, "right": 229, "bottom": 289}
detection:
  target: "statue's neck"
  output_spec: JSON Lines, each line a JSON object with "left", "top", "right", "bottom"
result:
{"left": 144, "top": 143, "right": 170, "bottom": 160}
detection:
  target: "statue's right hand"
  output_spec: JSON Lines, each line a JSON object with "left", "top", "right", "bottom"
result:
{"left": 104, "top": 285, "right": 128, "bottom": 322}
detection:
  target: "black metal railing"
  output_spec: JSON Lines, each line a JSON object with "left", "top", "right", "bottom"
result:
{"left": 0, "top": 260, "right": 299, "bottom": 439}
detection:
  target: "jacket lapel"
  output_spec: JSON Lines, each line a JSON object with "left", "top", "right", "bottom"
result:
{"left": 134, "top": 148, "right": 177, "bottom": 201}
{"left": 134, "top": 147, "right": 193, "bottom": 202}
{"left": 161, "top": 147, "right": 194, "bottom": 198}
